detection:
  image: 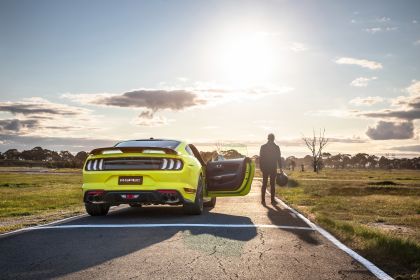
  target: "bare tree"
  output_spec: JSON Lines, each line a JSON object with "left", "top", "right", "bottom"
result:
{"left": 302, "top": 129, "right": 329, "bottom": 173}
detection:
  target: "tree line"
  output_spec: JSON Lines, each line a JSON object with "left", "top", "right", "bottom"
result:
{"left": 0, "top": 147, "right": 88, "bottom": 168}
{"left": 0, "top": 147, "right": 419, "bottom": 170}
{"left": 281, "top": 153, "right": 420, "bottom": 171}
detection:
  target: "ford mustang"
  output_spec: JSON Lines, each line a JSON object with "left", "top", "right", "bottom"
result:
{"left": 82, "top": 139, "right": 255, "bottom": 216}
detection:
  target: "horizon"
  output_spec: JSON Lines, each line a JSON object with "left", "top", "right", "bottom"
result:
{"left": 1, "top": 0, "right": 420, "bottom": 157}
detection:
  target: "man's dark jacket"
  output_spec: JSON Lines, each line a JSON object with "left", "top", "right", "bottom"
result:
{"left": 259, "top": 141, "right": 282, "bottom": 173}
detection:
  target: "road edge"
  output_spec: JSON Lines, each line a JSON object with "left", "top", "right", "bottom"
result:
{"left": 271, "top": 192, "right": 394, "bottom": 280}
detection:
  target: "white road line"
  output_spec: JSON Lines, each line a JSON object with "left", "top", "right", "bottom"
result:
{"left": 266, "top": 189, "right": 393, "bottom": 280}
{"left": 0, "top": 206, "right": 124, "bottom": 238}
{"left": 31, "top": 224, "right": 315, "bottom": 230}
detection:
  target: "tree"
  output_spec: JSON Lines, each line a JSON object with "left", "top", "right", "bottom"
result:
{"left": 351, "top": 153, "right": 369, "bottom": 168}
{"left": 302, "top": 129, "right": 329, "bottom": 173}
{"left": 3, "top": 149, "right": 20, "bottom": 160}
{"left": 75, "top": 151, "right": 88, "bottom": 163}
{"left": 221, "top": 149, "right": 244, "bottom": 159}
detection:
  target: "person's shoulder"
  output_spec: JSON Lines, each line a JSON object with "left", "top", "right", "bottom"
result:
{"left": 261, "top": 143, "right": 268, "bottom": 148}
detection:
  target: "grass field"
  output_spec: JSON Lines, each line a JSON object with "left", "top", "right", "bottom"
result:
{"left": 0, "top": 167, "right": 83, "bottom": 233}
{"left": 262, "top": 169, "right": 420, "bottom": 280}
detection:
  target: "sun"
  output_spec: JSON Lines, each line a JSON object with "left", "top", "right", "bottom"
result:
{"left": 218, "top": 32, "right": 276, "bottom": 87}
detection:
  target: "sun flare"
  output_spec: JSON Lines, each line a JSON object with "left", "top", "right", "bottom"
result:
{"left": 218, "top": 32, "right": 276, "bottom": 87}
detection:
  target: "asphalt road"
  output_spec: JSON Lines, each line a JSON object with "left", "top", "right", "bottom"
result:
{"left": 0, "top": 181, "right": 377, "bottom": 280}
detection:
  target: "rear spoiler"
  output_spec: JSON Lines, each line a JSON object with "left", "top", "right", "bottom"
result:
{"left": 89, "top": 147, "right": 178, "bottom": 155}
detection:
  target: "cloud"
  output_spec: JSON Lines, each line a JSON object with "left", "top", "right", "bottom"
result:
{"left": 391, "top": 145, "right": 420, "bottom": 153}
{"left": 90, "top": 90, "right": 205, "bottom": 112}
{"left": 0, "top": 98, "right": 100, "bottom": 137}
{"left": 305, "top": 109, "right": 355, "bottom": 118}
{"left": 335, "top": 57, "right": 383, "bottom": 70}
{"left": 364, "top": 27, "right": 382, "bottom": 34}
{"left": 366, "top": 121, "right": 414, "bottom": 140}
{"left": 414, "top": 40, "right": 420, "bottom": 46}
{"left": 63, "top": 84, "right": 294, "bottom": 111}
{"left": 407, "top": 80, "right": 420, "bottom": 96}
{"left": 0, "top": 98, "right": 86, "bottom": 116}
{"left": 359, "top": 80, "right": 420, "bottom": 121}
{"left": 350, "top": 77, "right": 377, "bottom": 87}
{"left": 376, "top": 17, "right": 391, "bottom": 23}
{"left": 349, "top": 96, "right": 383, "bottom": 106}
{"left": 0, "top": 119, "right": 39, "bottom": 133}
{"left": 132, "top": 110, "right": 170, "bottom": 127}
{"left": 364, "top": 26, "right": 398, "bottom": 33}
{"left": 360, "top": 109, "right": 420, "bottom": 121}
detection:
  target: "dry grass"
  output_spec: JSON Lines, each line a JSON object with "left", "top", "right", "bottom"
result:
{"left": 0, "top": 167, "right": 83, "bottom": 233}
{"left": 273, "top": 169, "right": 420, "bottom": 280}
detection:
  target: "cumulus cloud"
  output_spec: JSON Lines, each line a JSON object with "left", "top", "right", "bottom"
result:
{"left": 91, "top": 90, "right": 205, "bottom": 112}
{"left": 407, "top": 80, "right": 420, "bottom": 96}
{"left": 350, "top": 96, "right": 383, "bottom": 106}
{"left": 350, "top": 77, "right": 377, "bottom": 87}
{"left": 366, "top": 121, "right": 414, "bottom": 140}
{"left": 335, "top": 57, "right": 383, "bottom": 70}
{"left": 63, "top": 85, "right": 293, "bottom": 110}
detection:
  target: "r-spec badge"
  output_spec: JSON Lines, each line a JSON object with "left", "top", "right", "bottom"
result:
{"left": 118, "top": 176, "right": 143, "bottom": 185}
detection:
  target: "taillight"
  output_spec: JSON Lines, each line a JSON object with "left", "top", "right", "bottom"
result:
{"left": 85, "top": 159, "right": 104, "bottom": 171}
{"left": 160, "top": 158, "right": 183, "bottom": 170}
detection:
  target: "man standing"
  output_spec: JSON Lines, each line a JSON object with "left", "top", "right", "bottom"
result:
{"left": 259, "top": 133, "right": 282, "bottom": 204}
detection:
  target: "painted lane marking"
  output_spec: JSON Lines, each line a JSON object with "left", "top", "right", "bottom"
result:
{"left": 32, "top": 224, "right": 315, "bottom": 230}
{"left": 265, "top": 188, "right": 393, "bottom": 280}
{"left": 0, "top": 205, "right": 124, "bottom": 238}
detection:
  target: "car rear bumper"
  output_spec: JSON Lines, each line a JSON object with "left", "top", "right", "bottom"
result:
{"left": 84, "top": 190, "right": 189, "bottom": 206}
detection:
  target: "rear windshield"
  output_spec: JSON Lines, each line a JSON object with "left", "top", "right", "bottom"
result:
{"left": 115, "top": 140, "right": 180, "bottom": 149}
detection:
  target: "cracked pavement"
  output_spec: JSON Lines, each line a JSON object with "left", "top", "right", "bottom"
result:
{"left": 0, "top": 181, "right": 377, "bottom": 280}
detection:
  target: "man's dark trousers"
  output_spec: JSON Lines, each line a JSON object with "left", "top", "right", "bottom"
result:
{"left": 261, "top": 171, "right": 276, "bottom": 203}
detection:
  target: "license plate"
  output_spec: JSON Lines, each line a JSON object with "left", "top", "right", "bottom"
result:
{"left": 118, "top": 176, "right": 143, "bottom": 185}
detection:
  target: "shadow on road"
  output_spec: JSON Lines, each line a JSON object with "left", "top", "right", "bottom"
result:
{"left": 262, "top": 203, "right": 320, "bottom": 245}
{"left": 0, "top": 207, "right": 257, "bottom": 280}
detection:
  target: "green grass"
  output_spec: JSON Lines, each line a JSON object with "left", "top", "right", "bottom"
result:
{"left": 273, "top": 169, "right": 420, "bottom": 280}
{"left": 0, "top": 167, "right": 84, "bottom": 233}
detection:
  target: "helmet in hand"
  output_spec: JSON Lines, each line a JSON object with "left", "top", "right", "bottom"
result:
{"left": 276, "top": 171, "right": 288, "bottom": 186}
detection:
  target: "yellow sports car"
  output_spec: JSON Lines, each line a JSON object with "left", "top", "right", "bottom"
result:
{"left": 82, "top": 139, "right": 255, "bottom": 216}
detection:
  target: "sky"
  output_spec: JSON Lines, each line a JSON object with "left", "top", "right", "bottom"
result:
{"left": 0, "top": 0, "right": 420, "bottom": 157}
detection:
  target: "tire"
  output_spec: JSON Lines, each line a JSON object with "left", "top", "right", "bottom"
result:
{"left": 85, "top": 203, "right": 110, "bottom": 216}
{"left": 183, "top": 176, "right": 204, "bottom": 215}
{"left": 129, "top": 203, "right": 142, "bottom": 208}
{"left": 204, "top": 197, "right": 216, "bottom": 208}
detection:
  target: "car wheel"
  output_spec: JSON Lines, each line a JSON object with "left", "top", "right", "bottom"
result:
{"left": 203, "top": 197, "right": 216, "bottom": 208}
{"left": 183, "top": 176, "right": 204, "bottom": 215}
{"left": 85, "top": 203, "right": 110, "bottom": 216}
{"left": 129, "top": 203, "right": 142, "bottom": 208}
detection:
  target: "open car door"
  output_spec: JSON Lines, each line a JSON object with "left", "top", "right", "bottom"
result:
{"left": 205, "top": 157, "right": 255, "bottom": 197}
